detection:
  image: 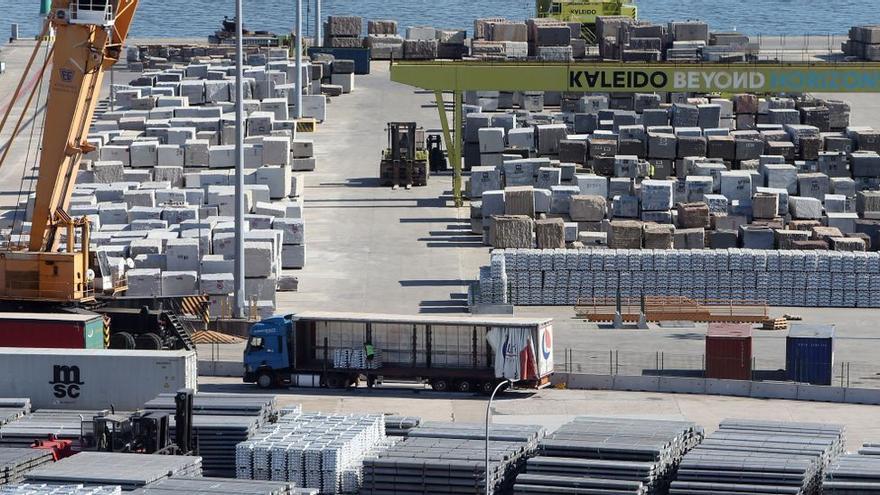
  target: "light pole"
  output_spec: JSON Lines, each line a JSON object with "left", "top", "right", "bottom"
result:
{"left": 485, "top": 379, "right": 510, "bottom": 495}
{"left": 233, "top": 0, "right": 246, "bottom": 318}
{"left": 294, "top": 0, "right": 303, "bottom": 118}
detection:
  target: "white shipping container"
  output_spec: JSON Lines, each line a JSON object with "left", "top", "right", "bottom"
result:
{"left": 0, "top": 348, "right": 197, "bottom": 410}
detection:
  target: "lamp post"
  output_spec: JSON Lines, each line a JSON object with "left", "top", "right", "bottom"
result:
{"left": 233, "top": 0, "right": 246, "bottom": 318}
{"left": 485, "top": 379, "right": 510, "bottom": 495}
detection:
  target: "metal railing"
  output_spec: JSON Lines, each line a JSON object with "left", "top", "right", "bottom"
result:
{"left": 558, "top": 349, "right": 880, "bottom": 389}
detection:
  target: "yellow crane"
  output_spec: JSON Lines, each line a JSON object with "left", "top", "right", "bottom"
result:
{"left": 0, "top": 0, "right": 139, "bottom": 302}
{"left": 536, "top": 0, "right": 637, "bottom": 43}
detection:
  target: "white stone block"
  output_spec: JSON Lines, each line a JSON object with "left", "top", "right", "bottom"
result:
{"left": 133, "top": 253, "right": 166, "bottom": 270}
{"left": 200, "top": 273, "right": 234, "bottom": 295}
{"left": 245, "top": 241, "right": 274, "bottom": 277}
{"left": 330, "top": 73, "right": 355, "bottom": 93}
{"left": 93, "top": 161, "right": 126, "bottom": 183}
{"left": 165, "top": 238, "right": 200, "bottom": 271}
{"left": 253, "top": 201, "right": 286, "bottom": 217}
{"left": 184, "top": 139, "right": 210, "bottom": 167}
{"left": 129, "top": 141, "right": 158, "bottom": 168}
{"left": 282, "top": 244, "right": 306, "bottom": 269}
{"left": 272, "top": 217, "right": 304, "bottom": 244}
{"left": 100, "top": 145, "right": 131, "bottom": 165}
{"left": 153, "top": 166, "right": 185, "bottom": 188}
{"left": 157, "top": 144, "right": 185, "bottom": 167}
{"left": 254, "top": 166, "right": 292, "bottom": 199}
{"left": 291, "top": 157, "right": 316, "bottom": 171}
{"left": 291, "top": 139, "right": 314, "bottom": 158}
{"left": 127, "top": 268, "right": 162, "bottom": 297}
{"left": 201, "top": 254, "right": 233, "bottom": 274}
{"left": 124, "top": 189, "right": 156, "bottom": 208}
{"left": 161, "top": 270, "right": 198, "bottom": 296}
{"left": 291, "top": 174, "right": 304, "bottom": 197}
{"left": 99, "top": 204, "right": 128, "bottom": 225}
{"left": 261, "top": 137, "right": 291, "bottom": 166}
{"left": 208, "top": 145, "right": 236, "bottom": 168}
{"left": 245, "top": 276, "right": 277, "bottom": 303}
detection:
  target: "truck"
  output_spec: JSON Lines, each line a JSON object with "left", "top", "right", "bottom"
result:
{"left": 243, "top": 312, "right": 554, "bottom": 393}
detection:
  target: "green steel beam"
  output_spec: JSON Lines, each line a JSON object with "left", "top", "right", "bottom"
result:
{"left": 391, "top": 61, "right": 880, "bottom": 93}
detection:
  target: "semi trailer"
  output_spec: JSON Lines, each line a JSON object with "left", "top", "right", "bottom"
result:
{"left": 243, "top": 312, "right": 554, "bottom": 392}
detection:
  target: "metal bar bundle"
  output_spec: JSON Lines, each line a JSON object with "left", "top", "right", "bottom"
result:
{"left": 131, "top": 476, "right": 318, "bottom": 494}
{"left": 0, "top": 410, "right": 111, "bottom": 450}
{"left": 0, "top": 400, "right": 30, "bottom": 428}
{"left": 0, "top": 448, "right": 55, "bottom": 485}
{"left": 167, "top": 415, "right": 261, "bottom": 478}
{"left": 859, "top": 443, "right": 880, "bottom": 457}
{"left": 824, "top": 451, "right": 880, "bottom": 494}
{"left": 143, "top": 393, "right": 280, "bottom": 424}
{"left": 361, "top": 435, "right": 534, "bottom": 495}
{"left": 236, "top": 412, "right": 386, "bottom": 494}
{"left": 383, "top": 416, "right": 420, "bottom": 437}
{"left": 24, "top": 452, "right": 202, "bottom": 491}
{"left": 407, "top": 421, "right": 545, "bottom": 445}
{"left": 0, "top": 484, "right": 121, "bottom": 494}
{"left": 670, "top": 419, "right": 846, "bottom": 495}
{"left": 517, "top": 416, "right": 703, "bottom": 495}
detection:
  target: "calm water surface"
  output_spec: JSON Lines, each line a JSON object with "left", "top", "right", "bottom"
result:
{"left": 0, "top": 0, "right": 872, "bottom": 40}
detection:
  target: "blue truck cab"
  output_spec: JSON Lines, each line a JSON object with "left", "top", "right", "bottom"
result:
{"left": 243, "top": 315, "right": 293, "bottom": 388}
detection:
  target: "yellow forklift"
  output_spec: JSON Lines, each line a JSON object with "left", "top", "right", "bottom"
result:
{"left": 379, "top": 122, "right": 429, "bottom": 189}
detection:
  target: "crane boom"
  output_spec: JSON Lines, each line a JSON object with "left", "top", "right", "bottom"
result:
{"left": 0, "top": 0, "right": 138, "bottom": 302}
{"left": 30, "top": 0, "right": 138, "bottom": 252}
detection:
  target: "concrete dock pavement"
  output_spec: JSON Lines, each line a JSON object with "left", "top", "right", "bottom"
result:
{"left": 275, "top": 62, "right": 487, "bottom": 315}
{"left": 198, "top": 376, "right": 880, "bottom": 448}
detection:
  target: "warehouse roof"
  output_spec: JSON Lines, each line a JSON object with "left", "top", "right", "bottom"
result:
{"left": 293, "top": 311, "right": 552, "bottom": 327}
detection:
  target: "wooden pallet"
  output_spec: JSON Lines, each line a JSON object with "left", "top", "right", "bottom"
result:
{"left": 761, "top": 318, "right": 789, "bottom": 331}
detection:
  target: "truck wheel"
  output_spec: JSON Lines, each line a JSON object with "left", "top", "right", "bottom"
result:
{"left": 480, "top": 381, "right": 496, "bottom": 395}
{"left": 257, "top": 371, "right": 275, "bottom": 389}
{"left": 109, "top": 332, "right": 136, "bottom": 350}
{"left": 135, "top": 333, "right": 163, "bottom": 350}
{"left": 456, "top": 380, "right": 474, "bottom": 393}
{"left": 430, "top": 378, "right": 449, "bottom": 392}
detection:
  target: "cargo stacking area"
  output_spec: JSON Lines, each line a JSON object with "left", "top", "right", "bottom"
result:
{"left": 1, "top": 397, "right": 879, "bottom": 495}
{"left": 4, "top": 0, "right": 880, "bottom": 494}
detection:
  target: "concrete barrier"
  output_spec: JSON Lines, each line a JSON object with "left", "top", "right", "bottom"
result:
{"left": 844, "top": 387, "right": 880, "bottom": 405}
{"left": 612, "top": 375, "right": 660, "bottom": 392}
{"left": 198, "top": 360, "right": 242, "bottom": 377}
{"left": 658, "top": 376, "right": 706, "bottom": 394}
{"left": 796, "top": 384, "right": 845, "bottom": 403}
{"left": 562, "top": 373, "right": 880, "bottom": 405}
{"left": 566, "top": 373, "right": 613, "bottom": 390}
{"left": 705, "top": 378, "right": 751, "bottom": 397}
{"left": 751, "top": 381, "right": 798, "bottom": 400}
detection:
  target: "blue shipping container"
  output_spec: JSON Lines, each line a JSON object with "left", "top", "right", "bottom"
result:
{"left": 786, "top": 324, "right": 835, "bottom": 386}
{"left": 307, "top": 48, "right": 371, "bottom": 75}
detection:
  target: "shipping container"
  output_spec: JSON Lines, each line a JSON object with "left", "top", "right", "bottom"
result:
{"left": 0, "top": 312, "right": 105, "bottom": 349}
{"left": 786, "top": 323, "right": 835, "bottom": 386}
{"left": 0, "top": 348, "right": 197, "bottom": 410}
{"left": 705, "top": 322, "right": 753, "bottom": 380}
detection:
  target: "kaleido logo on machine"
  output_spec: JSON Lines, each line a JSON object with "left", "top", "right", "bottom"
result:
{"left": 49, "top": 365, "right": 84, "bottom": 399}
{"left": 59, "top": 68, "right": 74, "bottom": 83}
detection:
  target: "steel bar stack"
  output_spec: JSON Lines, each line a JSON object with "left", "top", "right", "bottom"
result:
{"left": 131, "top": 476, "right": 318, "bottom": 494}
{"left": 860, "top": 443, "right": 880, "bottom": 457}
{"left": 0, "top": 484, "right": 121, "bottom": 494}
{"left": 824, "top": 443, "right": 880, "bottom": 494}
{"left": 515, "top": 417, "right": 703, "bottom": 495}
{"left": 236, "top": 412, "right": 386, "bottom": 494}
{"left": 361, "top": 436, "right": 535, "bottom": 495}
{"left": 0, "top": 401, "right": 30, "bottom": 428}
{"left": 25, "top": 452, "right": 202, "bottom": 491}
{"left": 670, "top": 419, "right": 846, "bottom": 495}
{"left": 406, "top": 421, "right": 545, "bottom": 444}
{"left": 0, "top": 448, "right": 55, "bottom": 485}
{"left": 0, "top": 410, "right": 110, "bottom": 449}
{"left": 383, "top": 416, "right": 421, "bottom": 437}
{"left": 143, "top": 393, "right": 280, "bottom": 424}
{"left": 144, "top": 392, "right": 283, "bottom": 477}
